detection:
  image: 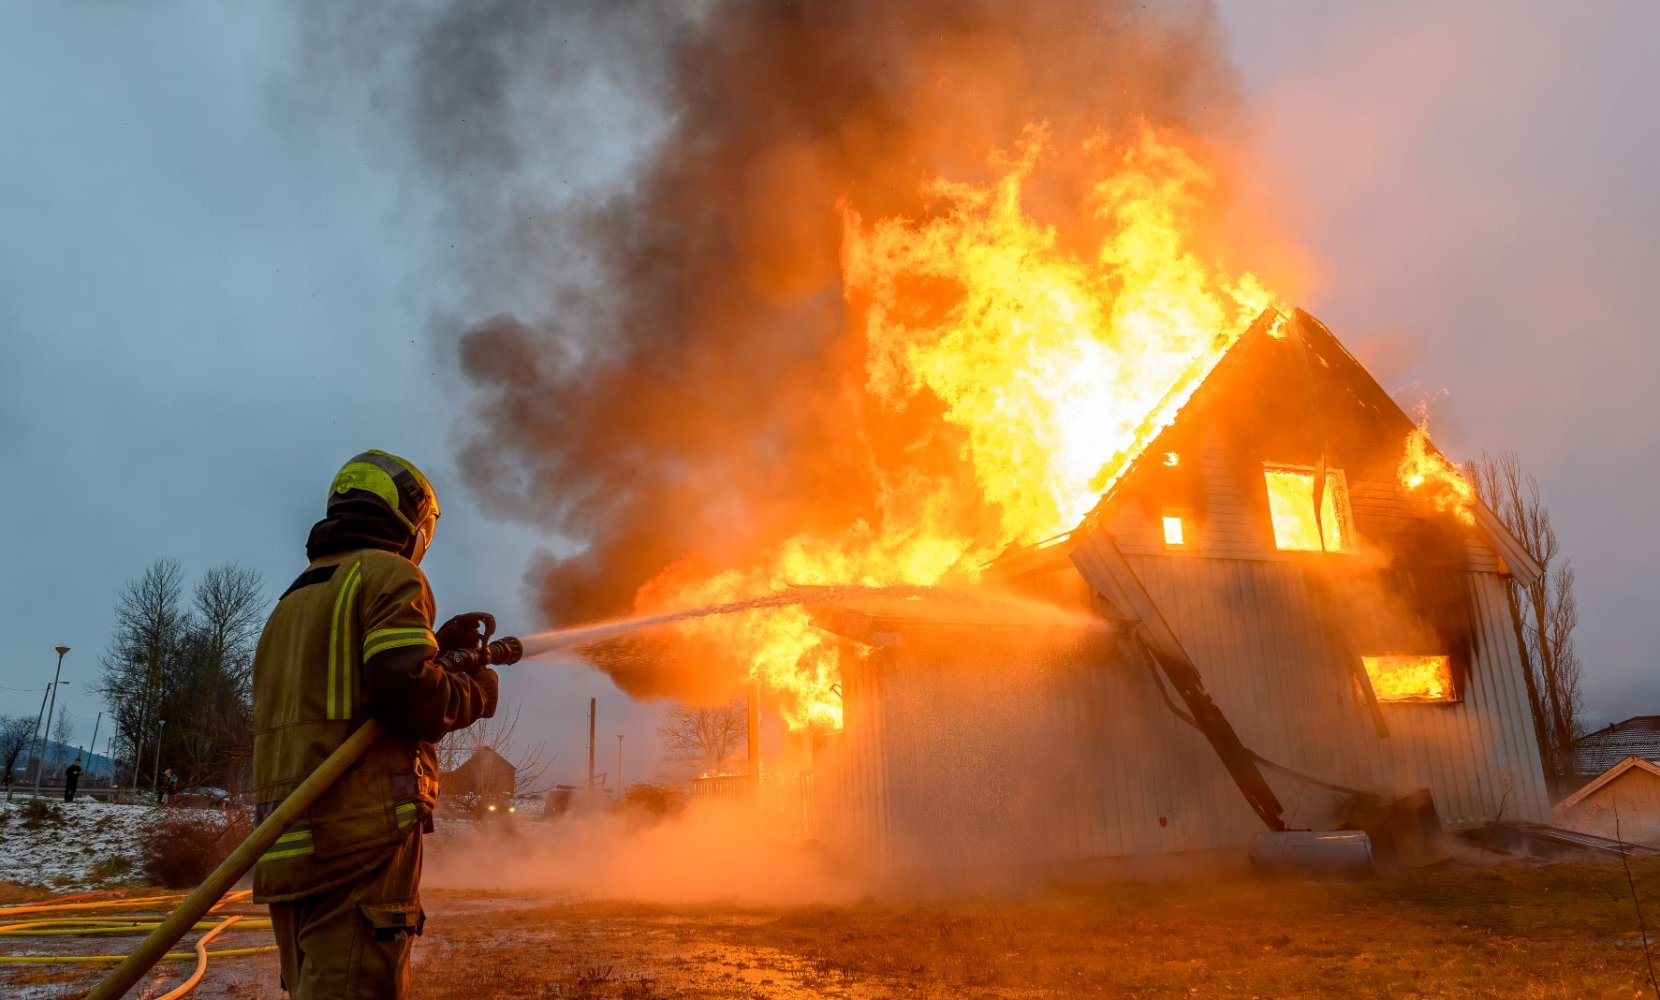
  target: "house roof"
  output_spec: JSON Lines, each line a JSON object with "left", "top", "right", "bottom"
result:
{"left": 1557, "top": 755, "right": 1660, "bottom": 812}
{"left": 1573, "top": 717, "right": 1660, "bottom": 775}
{"left": 449, "top": 746, "right": 516, "bottom": 778}
{"left": 992, "top": 307, "right": 1544, "bottom": 586}
{"left": 1280, "top": 311, "right": 1542, "bottom": 586}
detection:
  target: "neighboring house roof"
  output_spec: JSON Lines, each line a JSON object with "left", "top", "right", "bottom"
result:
{"left": 1573, "top": 717, "right": 1660, "bottom": 775}
{"left": 1557, "top": 755, "right": 1660, "bottom": 812}
{"left": 445, "top": 747, "right": 517, "bottom": 796}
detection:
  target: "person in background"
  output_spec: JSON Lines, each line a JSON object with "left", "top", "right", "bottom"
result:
{"left": 157, "top": 768, "right": 174, "bottom": 805}
{"left": 64, "top": 758, "right": 82, "bottom": 803}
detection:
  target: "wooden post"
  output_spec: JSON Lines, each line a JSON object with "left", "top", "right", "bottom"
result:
{"left": 747, "top": 683, "right": 761, "bottom": 801}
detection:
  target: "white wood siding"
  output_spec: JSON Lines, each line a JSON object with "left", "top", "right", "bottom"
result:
{"left": 816, "top": 559, "right": 1550, "bottom": 871}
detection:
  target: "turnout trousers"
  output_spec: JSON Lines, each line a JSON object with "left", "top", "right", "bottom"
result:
{"left": 267, "top": 832, "right": 425, "bottom": 999}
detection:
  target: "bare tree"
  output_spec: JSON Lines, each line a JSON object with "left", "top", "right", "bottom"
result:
{"left": 1468, "top": 451, "right": 1584, "bottom": 788}
{"left": 193, "top": 564, "right": 264, "bottom": 684}
{"left": 658, "top": 700, "right": 746, "bottom": 779}
{"left": 99, "top": 560, "right": 264, "bottom": 789}
{"left": 0, "top": 715, "right": 34, "bottom": 793}
{"left": 102, "top": 559, "right": 185, "bottom": 786}
{"left": 437, "top": 706, "right": 551, "bottom": 797}
{"left": 181, "top": 565, "right": 264, "bottom": 787}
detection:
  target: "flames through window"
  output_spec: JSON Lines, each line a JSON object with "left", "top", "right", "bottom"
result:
{"left": 1264, "top": 464, "right": 1353, "bottom": 552}
{"left": 1162, "top": 514, "right": 1185, "bottom": 546}
{"left": 1362, "top": 655, "right": 1457, "bottom": 703}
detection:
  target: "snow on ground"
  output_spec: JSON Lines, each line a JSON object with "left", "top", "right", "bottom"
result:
{"left": 0, "top": 797, "right": 152, "bottom": 890}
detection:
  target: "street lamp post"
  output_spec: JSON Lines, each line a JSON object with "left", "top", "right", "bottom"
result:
{"left": 110, "top": 693, "right": 126, "bottom": 803}
{"left": 87, "top": 711, "right": 102, "bottom": 782}
{"left": 31, "top": 646, "right": 70, "bottom": 795}
{"left": 10, "top": 684, "right": 50, "bottom": 803}
{"left": 151, "top": 720, "right": 166, "bottom": 802}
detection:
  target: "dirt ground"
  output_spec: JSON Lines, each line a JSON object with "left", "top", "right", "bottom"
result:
{"left": 5, "top": 860, "right": 1660, "bottom": 999}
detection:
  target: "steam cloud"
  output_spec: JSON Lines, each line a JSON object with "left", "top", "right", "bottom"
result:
{"left": 302, "top": 1, "right": 1242, "bottom": 700}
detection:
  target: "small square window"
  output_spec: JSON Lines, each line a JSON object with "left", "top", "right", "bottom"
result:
{"left": 1264, "top": 465, "right": 1354, "bottom": 552}
{"left": 1361, "top": 655, "right": 1457, "bottom": 703}
{"left": 1162, "top": 513, "right": 1186, "bottom": 547}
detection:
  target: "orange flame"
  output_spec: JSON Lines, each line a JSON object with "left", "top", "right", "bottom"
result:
{"left": 1362, "top": 655, "right": 1456, "bottom": 703}
{"left": 1398, "top": 415, "right": 1477, "bottom": 526}
{"left": 641, "top": 125, "right": 1277, "bottom": 728}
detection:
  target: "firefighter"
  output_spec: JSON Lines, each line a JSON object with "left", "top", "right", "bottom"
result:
{"left": 251, "top": 450, "right": 499, "bottom": 999}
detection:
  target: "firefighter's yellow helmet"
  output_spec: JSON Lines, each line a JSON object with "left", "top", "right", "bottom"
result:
{"left": 328, "top": 450, "right": 441, "bottom": 563}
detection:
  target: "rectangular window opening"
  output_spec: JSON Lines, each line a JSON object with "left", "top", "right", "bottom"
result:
{"left": 1362, "top": 655, "right": 1458, "bottom": 703}
{"left": 1162, "top": 513, "right": 1186, "bottom": 547}
{"left": 1264, "top": 464, "right": 1354, "bottom": 552}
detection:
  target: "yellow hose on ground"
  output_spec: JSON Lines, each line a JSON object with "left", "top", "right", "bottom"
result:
{"left": 0, "top": 919, "right": 272, "bottom": 936}
{"left": 0, "top": 889, "right": 251, "bottom": 918}
{"left": 0, "top": 894, "right": 191, "bottom": 917}
{"left": 0, "top": 884, "right": 272, "bottom": 1000}
{"left": 0, "top": 945, "right": 276, "bottom": 964}
{"left": 155, "top": 915, "right": 241, "bottom": 1000}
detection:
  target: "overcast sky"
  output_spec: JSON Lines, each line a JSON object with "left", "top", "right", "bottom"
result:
{"left": 1, "top": 2, "right": 1653, "bottom": 779}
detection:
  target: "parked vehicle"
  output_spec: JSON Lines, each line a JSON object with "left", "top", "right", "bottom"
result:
{"left": 172, "top": 786, "right": 229, "bottom": 809}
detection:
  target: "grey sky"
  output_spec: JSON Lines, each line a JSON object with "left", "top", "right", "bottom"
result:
{"left": 1, "top": 0, "right": 1653, "bottom": 779}
{"left": 0, "top": 4, "right": 656, "bottom": 785}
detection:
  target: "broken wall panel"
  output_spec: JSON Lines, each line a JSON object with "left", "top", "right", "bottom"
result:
{"left": 1121, "top": 552, "right": 1550, "bottom": 829}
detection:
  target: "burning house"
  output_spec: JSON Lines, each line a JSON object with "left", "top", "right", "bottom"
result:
{"left": 806, "top": 309, "right": 1551, "bottom": 874}
{"left": 415, "top": 4, "right": 1559, "bottom": 875}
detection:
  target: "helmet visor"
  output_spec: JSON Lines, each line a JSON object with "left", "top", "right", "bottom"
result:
{"left": 408, "top": 508, "right": 439, "bottom": 566}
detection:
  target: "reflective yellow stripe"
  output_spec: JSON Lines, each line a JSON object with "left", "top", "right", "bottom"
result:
{"left": 363, "top": 628, "right": 436, "bottom": 661}
{"left": 396, "top": 802, "right": 419, "bottom": 828}
{"left": 258, "top": 829, "right": 313, "bottom": 864}
{"left": 327, "top": 562, "right": 363, "bottom": 720}
{"left": 341, "top": 562, "right": 362, "bottom": 718}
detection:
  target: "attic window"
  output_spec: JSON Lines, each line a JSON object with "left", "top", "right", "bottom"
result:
{"left": 1362, "top": 655, "right": 1457, "bottom": 703}
{"left": 1161, "top": 510, "right": 1187, "bottom": 547}
{"left": 1264, "top": 465, "right": 1354, "bottom": 552}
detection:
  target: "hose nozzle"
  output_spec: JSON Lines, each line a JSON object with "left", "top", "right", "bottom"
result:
{"left": 434, "top": 635, "right": 523, "bottom": 675}
{"left": 484, "top": 636, "right": 523, "bottom": 666}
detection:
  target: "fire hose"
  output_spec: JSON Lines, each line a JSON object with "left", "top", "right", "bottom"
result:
{"left": 83, "top": 633, "right": 524, "bottom": 1000}
{"left": 0, "top": 888, "right": 272, "bottom": 1000}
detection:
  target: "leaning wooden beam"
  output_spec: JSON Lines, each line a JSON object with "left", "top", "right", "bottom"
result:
{"left": 1070, "top": 529, "right": 1288, "bottom": 832}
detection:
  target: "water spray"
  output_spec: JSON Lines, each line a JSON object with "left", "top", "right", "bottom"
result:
{"left": 516, "top": 584, "right": 938, "bottom": 659}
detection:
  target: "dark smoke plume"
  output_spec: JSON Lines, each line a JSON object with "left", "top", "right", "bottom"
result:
{"left": 300, "top": 1, "right": 1240, "bottom": 698}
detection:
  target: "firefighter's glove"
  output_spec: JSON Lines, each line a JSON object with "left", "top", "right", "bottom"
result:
{"left": 436, "top": 612, "right": 496, "bottom": 653}
{"left": 475, "top": 666, "right": 500, "bottom": 719}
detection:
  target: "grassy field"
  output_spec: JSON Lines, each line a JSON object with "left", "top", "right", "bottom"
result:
{"left": 5, "top": 860, "right": 1660, "bottom": 998}
{"left": 410, "top": 860, "right": 1660, "bottom": 999}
